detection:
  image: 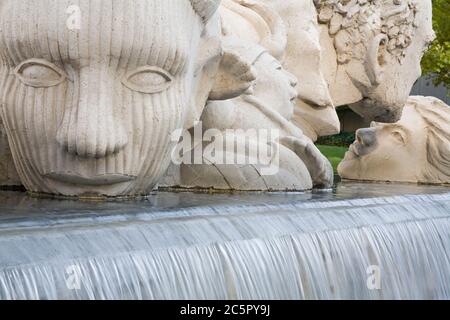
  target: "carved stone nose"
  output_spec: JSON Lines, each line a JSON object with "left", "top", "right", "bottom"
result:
{"left": 356, "top": 128, "right": 377, "bottom": 147}
{"left": 57, "top": 107, "right": 128, "bottom": 159}
{"left": 57, "top": 75, "right": 128, "bottom": 159}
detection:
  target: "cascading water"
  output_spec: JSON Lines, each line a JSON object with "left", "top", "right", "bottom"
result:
{"left": 0, "top": 182, "right": 449, "bottom": 300}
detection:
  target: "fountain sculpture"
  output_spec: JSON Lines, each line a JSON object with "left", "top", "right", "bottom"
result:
{"left": 0, "top": 0, "right": 437, "bottom": 196}
{"left": 0, "top": 0, "right": 449, "bottom": 301}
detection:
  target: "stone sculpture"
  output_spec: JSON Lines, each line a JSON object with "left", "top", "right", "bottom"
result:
{"left": 164, "top": 40, "right": 333, "bottom": 191}
{"left": 220, "top": 0, "right": 340, "bottom": 141}
{"left": 0, "top": 0, "right": 439, "bottom": 197}
{"left": 339, "top": 96, "right": 450, "bottom": 185}
{"left": 160, "top": 1, "right": 334, "bottom": 191}
{"left": 213, "top": 0, "right": 435, "bottom": 138}
{"left": 0, "top": 0, "right": 256, "bottom": 198}
{"left": 259, "top": 0, "right": 341, "bottom": 141}
{"left": 316, "top": 0, "right": 435, "bottom": 122}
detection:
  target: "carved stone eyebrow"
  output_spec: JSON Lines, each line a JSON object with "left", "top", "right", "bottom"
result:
{"left": 384, "top": 124, "right": 411, "bottom": 138}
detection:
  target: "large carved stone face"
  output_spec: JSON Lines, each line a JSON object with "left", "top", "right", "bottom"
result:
{"left": 317, "top": 0, "right": 435, "bottom": 122}
{"left": 351, "top": 0, "right": 435, "bottom": 122}
{"left": 338, "top": 104, "right": 428, "bottom": 183}
{"left": 0, "top": 0, "right": 219, "bottom": 197}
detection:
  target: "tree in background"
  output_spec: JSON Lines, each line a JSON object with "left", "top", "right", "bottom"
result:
{"left": 421, "top": 0, "right": 450, "bottom": 91}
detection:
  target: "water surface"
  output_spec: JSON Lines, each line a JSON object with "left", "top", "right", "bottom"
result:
{"left": 0, "top": 182, "right": 449, "bottom": 300}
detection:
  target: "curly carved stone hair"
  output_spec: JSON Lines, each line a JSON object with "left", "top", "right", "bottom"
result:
{"left": 315, "top": 0, "right": 418, "bottom": 64}
{"left": 409, "top": 96, "right": 450, "bottom": 184}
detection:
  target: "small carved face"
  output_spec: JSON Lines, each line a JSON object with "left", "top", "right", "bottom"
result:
{"left": 338, "top": 105, "right": 428, "bottom": 183}
{"left": 0, "top": 1, "right": 213, "bottom": 197}
{"left": 252, "top": 53, "right": 298, "bottom": 120}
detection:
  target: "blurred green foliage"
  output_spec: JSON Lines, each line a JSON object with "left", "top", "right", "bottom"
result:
{"left": 421, "top": 0, "right": 450, "bottom": 91}
{"left": 316, "top": 132, "right": 356, "bottom": 147}
{"left": 316, "top": 145, "right": 348, "bottom": 173}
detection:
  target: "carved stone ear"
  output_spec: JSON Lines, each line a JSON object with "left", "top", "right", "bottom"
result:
{"left": 208, "top": 48, "right": 256, "bottom": 101}
{"left": 366, "top": 34, "right": 388, "bottom": 86}
{"left": 187, "top": 34, "right": 223, "bottom": 130}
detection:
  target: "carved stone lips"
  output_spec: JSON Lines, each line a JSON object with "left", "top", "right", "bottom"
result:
{"left": 349, "top": 143, "right": 360, "bottom": 156}
{"left": 45, "top": 172, "right": 137, "bottom": 186}
{"left": 344, "top": 143, "right": 361, "bottom": 160}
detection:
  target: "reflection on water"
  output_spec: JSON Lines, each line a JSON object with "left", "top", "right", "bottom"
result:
{"left": 0, "top": 182, "right": 449, "bottom": 299}
{"left": 0, "top": 181, "right": 447, "bottom": 220}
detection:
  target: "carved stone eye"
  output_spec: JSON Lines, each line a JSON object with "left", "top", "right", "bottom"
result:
{"left": 389, "top": 128, "right": 407, "bottom": 145}
{"left": 15, "top": 59, "right": 68, "bottom": 88}
{"left": 122, "top": 66, "right": 173, "bottom": 94}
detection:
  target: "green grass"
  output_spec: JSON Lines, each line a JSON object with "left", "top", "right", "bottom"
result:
{"left": 316, "top": 145, "right": 348, "bottom": 173}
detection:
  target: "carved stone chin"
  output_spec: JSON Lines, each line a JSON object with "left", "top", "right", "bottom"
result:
{"left": 339, "top": 96, "right": 450, "bottom": 185}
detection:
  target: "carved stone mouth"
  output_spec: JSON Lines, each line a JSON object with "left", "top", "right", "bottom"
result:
{"left": 345, "top": 143, "right": 361, "bottom": 160}
{"left": 45, "top": 172, "right": 137, "bottom": 186}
